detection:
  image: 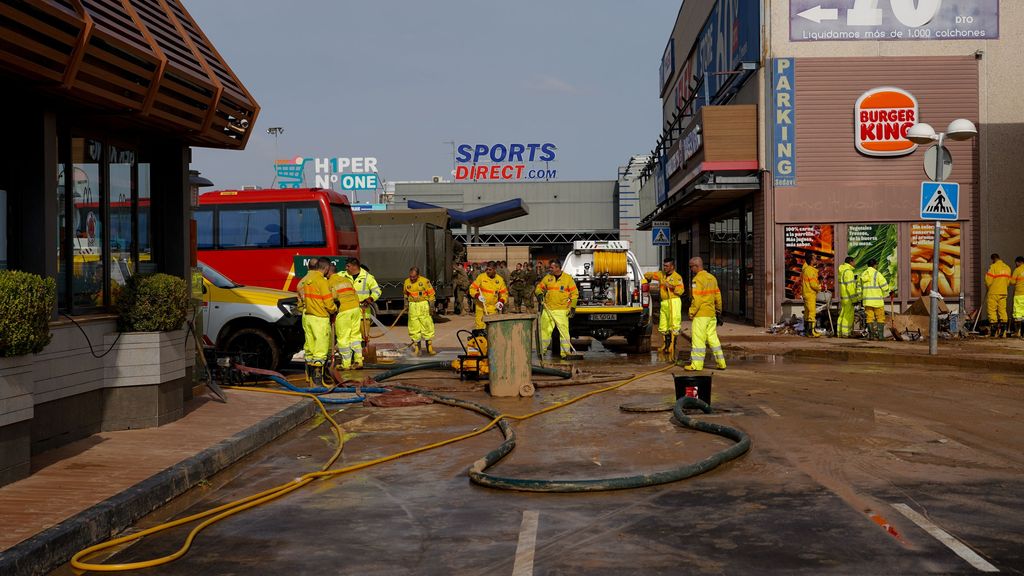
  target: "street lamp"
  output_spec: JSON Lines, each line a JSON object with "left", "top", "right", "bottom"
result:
{"left": 906, "top": 118, "right": 977, "bottom": 355}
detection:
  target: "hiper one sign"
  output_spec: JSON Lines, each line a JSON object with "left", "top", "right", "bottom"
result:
{"left": 855, "top": 87, "right": 918, "bottom": 157}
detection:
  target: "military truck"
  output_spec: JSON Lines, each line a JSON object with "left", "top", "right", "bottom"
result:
{"left": 353, "top": 208, "right": 456, "bottom": 316}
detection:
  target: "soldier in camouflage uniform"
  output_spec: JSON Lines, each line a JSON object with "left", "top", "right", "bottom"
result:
{"left": 509, "top": 263, "right": 527, "bottom": 312}
{"left": 523, "top": 262, "right": 540, "bottom": 312}
{"left": 453, "top": 264, "right": 471, "bottom": 315}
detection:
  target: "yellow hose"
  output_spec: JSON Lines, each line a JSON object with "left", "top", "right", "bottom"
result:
{"left": 71, "top": 363, "right": 674, "bottom": 572}
{"left": 593, "top": 251, "right": 627, "bottom": 276}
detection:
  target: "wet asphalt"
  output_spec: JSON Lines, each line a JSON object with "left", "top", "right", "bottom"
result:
{"left": 51, "top": 341, "right": 1024, "bottom": 575}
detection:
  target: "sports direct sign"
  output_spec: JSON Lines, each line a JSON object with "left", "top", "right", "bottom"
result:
{"left": 855, "top": 87, "right": 919, "bottom": 157}
{"left": 454, "top": 143, "right": 557, "bottom": 181}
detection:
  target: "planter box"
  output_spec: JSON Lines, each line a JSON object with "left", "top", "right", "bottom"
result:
{"left": 0, "top": 354, "right": 34, "bottom": 484}
{"left": 100, "top": 330, "right": 193, "bottom": 430}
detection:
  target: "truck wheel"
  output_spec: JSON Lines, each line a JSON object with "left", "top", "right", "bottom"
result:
{"left": 222, "top": 327, "right": 281, "bottom": 370}
{"left": 626, "top": 330, "right": 652, "bottom": 354}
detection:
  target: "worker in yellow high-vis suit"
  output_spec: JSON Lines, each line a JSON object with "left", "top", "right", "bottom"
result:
{"left": 859, "top": 258, "right": 890, "bottom": 341}
{"left": 801, "top": 254, "right": 822, "bottom": 338}
{"left": 300, "top": 259, "right": 336, "bottom": 384}
{"left": 1011, "top": 256, "right": 1024, "bottom": 338}
{"left": 644, "top": 257, "right": 685, "bottom": 352}
{"left": 340, "top": 257, "right": 381, "bottom": 346}
{"left": 535, "top": 260, "right": 578, "bottom": 358}
{"left": 329, "top": 270, "right": 362, "bottom": 370}
{"left": 295, "top": 257, "right": 320, "bottom": 314}
{"left": 404, "top": 266, "right": 437, "bottom": 355}
{"left": 469, "top": 261, "right": 508, "bottom": 330}
{"left": 682, "top": 257, "right": 726, "bottom": 371}
{"left": 836, "top": 256, "right": 860, "bottom": 338}
{"left": 985, "top": 253, "right": 1012, "bottom": 337}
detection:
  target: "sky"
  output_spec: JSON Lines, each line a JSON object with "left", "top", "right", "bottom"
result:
{"left": 183, "top": 0, "right": 681, "bottom": 192}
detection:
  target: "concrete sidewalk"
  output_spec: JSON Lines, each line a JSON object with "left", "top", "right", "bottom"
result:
{"left": 0, "top": 387, "right": 316, "bottom": 576}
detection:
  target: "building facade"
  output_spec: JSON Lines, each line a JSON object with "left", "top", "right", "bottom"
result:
{"left": 0, "top": 0, "right": 257, "bottom": 485}
{"left": 639, "top": 0, "right": 1022, "bottom": 326}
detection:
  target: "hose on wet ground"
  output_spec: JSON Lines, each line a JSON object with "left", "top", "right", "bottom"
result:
{"left": 371, "top": 361, "right": 572, "bottom": 382}
{"left": 71, "top": 360, "right": 746, "bottom": 571}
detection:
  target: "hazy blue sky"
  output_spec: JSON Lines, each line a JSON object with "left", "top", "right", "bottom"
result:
{"left": 184, "top": 1, "right": 680, "bottom": 191}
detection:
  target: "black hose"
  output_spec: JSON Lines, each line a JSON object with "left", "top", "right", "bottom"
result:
{"left": 373, "top": 361, "right": 571, "bottom": 382}
{"left": 467, "top": 396, "right": 750, "bottom": 492}
{"left": 531, "top": 365, "right": 572, "bottom": 378}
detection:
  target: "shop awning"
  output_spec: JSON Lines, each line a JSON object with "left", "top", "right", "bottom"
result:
{"left": 638, "top": 165, "right": 759, "bottom": 230}
{"left": 407, "top": 198, "right": 529, "bottom": 227}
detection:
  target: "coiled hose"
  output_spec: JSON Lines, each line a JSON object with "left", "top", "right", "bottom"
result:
{"left": 372, "top": 361, "right": 572, "bottom": 382}
{"left": 466, "top": 395, "right": 750, "bottom": 492}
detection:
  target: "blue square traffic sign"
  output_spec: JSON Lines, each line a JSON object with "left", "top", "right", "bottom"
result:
{"left": 651, "top": 221, "right": 671, "bottom": 246}
{"left": 920, "top": 182, "right": 959, "bottom": 221}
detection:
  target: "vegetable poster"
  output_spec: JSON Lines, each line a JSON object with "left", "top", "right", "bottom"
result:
{"left": 847, "top": 224, "right": 898, "bottom": 295}
{"left": 910, "top": 223, "right": 961, "bottom": 298}
{"left": 784, "top": 225, "right": 834, "bottom": 300}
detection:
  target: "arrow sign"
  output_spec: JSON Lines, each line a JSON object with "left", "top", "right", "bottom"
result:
{"left": 797, "top": 5, "right": 839, "bottom": 23}
{"left": 920, "top": 181, "right": 959, "bottom": 221}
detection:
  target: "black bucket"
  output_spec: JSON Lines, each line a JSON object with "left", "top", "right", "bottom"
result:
{"left": 673, "top": 374, "right": 712, "bottom": 405}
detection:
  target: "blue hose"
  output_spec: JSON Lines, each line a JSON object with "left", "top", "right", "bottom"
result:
{"left": 269, "top": 374, "right": 388, "bottom": 404}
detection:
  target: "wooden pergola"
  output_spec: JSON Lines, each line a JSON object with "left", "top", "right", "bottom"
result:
{"left": 0, "top": 0, "right": 259, "bottom": 149}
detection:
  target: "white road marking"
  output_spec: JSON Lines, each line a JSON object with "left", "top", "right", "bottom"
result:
{"left": 892, "top": 503, "right": 999, "bottom": 572}
{"left": 512, "top": 510, "right": 540, "bottom": 576}
{"left": 759, "top": 405, "right": 781, "bottom": 418}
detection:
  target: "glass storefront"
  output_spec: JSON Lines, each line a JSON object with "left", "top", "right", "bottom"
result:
{"left": 708, "top": 202, "right": 755, "bottom": 320}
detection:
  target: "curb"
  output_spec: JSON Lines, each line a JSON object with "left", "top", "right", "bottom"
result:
{"left": 723, "top": 343, "right": 1024, "bottom": 373}
{"left": 0, "top": 397, "right": 318, "bottom": 576}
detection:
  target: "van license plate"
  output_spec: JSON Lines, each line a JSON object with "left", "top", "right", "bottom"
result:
{"left": 591, "top": 313, "right": 617, "bottom": 321}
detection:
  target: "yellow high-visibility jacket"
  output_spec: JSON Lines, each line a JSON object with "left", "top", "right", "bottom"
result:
{"left": 1013, "top": 264, "right": 1024, "bottom": 294}
{"left": 470, "top": 273, "right": 508, "bottom": 305}
{"left": 330, "top": 274, "right": 360, "bottom": 312}
{"left": 643, "top": 270, "right": 685, "bottom": 301}
{"left": 535, "top": 273, "right": 578, "bottom": 310}
{"left": 801, "top": 263, "right": 821, "bottom": 301}
{"left": 859, "top": 267, "right": 890, "bottom": 308}
{"left": 340, "top": 268, "right": 382, "bottom": 303}
{"left": 689, "top": 270, "right": 722, "bottom": 318}
{"left": 296, "top": 270, "right": 321, "bottom": 313}
{"left": 985, "top": 259, "right": 1012, "bottom": 295}
{"left": 301, "top": 273, "right": 337, "bottom": 318}
{"left": 403, "top": 277, "right": 436, "bottom": 303}
{"left": 838, "top": 262, "right": 860, "bottom": 302}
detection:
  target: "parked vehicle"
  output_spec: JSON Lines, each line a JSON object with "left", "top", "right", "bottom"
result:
{"left": 353, "top": 208, "right": 456, "bottom": 315}
{"left": 196, "top": 188, "right": 359, "bottom": 291}
{"left": 561, "top": 240, "right": 652, "bottom": 352}
{"left": 197, "top": 260, "right": 302, "bottom": 370}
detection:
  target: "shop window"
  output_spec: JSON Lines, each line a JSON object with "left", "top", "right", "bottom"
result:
{"left": 138, "top": 162, "right": 155, "bottom": 274}
{"left": 285, "top": 204, "right": 325, "bottom": 247}
{"left": 109, "top": 145, "right": 133, "bottom": 296}
{"left": 71, "top": 138, "right": 104, "bottom": 310}
{"left": 218, "top": 206, "right": 280, "bottom": 248}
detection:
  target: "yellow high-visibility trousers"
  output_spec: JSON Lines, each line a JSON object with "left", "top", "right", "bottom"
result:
{"left": 864, "top": 306, "right": 885, "bottom": 324}
{"left": 837, "top": 299, "right": 855, "bottom": 337}
{"left": 474, "top": 300, "right": 498, "bottom": 329}
{"left": 659, "top": 297, "right": 682, "bottom": 335}
{"left": 689, "top": 316, "right": 724, "bottom": 370}
{"left": 1014, "top": 295, "right": 1024, "bottom": 320}
{"left": 333, "top": 308, "right": 362, "bottom": 368}
{"left": 540, "top": 308, "right": 571, "bottom": 357}
{"left": 804, "top": 300, "right": 816, "bottom": 325}
{"left": 302, "top": 315, "right": 331, "bottom": 363}
{"left": 987, "top": 293, "right": 1008, "bottom": 322}
{"left": 408, "top": 300, "right": 435, "bottom": 342}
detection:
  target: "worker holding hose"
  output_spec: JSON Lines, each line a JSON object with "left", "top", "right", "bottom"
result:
{"left": 985, "top": 253, "right": 1012, "bottom": 337}
{"left": 300, "top": 259, "right": 336, "bottom": 385}
{"left": 469, "top": 261, "right": 508, "bottom": 330}
{"left": 340, "top": 257, "right": 381, "bottom": 345}
{"left": 330, "top": 269, "right": 363, "bottom": 370}
{"left": 535, "top": 260, "right": 578, "bottom": 358}
{"left": 1012, "top": 256, "right": 1024, "bottom": 338}
{"left": 404, "top": 266, "right": 437, "bottom": 355}
{"left": 644, "top": 257, "right": 685, "bottom": 353}
{"left": 682, "top": 257, "right": 726, "bottom": 371}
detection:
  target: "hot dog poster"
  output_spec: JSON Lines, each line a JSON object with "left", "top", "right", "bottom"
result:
{"left": 909, "top": 222, "right": 961, "bottom": 299}
{"left": 784, "top": 225, "right": 834, "bottom": 300}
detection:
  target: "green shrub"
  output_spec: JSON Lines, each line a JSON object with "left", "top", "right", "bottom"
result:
{"left": 117, "top": 273, "right": 189, "bottom": 332}
{"left": 0, "top": 270, "right": 56, "bottom": 357}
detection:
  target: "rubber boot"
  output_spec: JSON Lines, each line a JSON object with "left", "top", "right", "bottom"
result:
{"left": 311, "top": 362, "right": 324, "bottom": 387}
{"left": 411, "top": 341, "right": 420, "bottom": 356}
{"left": 660, "top": 334, "right": 671, "bottom": 353}
{"left": 808, "top": 321, "right": 822, "bottom": 338}
{"left": 426, "top": 341, "right": 436, "bottom": 355}
{"left": 877, "top": 323, "right": 887, "bottom": 341}
{"left": 1000, "top": 322, "right": 1009, "bottom": 338}
{"left": 304, "top": 363, "right": 313, "bottom": 384}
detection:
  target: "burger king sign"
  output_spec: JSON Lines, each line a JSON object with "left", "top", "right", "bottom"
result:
{"left": 855, "top": 87, "right": 919, "bottom": 157}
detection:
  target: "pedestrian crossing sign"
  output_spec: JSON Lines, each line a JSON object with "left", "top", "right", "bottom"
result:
{"left": 652, "top": 221, "right": 671, "bottom": 246}
{"left": 920, "top": 181, "right": 959, "bottom": 221}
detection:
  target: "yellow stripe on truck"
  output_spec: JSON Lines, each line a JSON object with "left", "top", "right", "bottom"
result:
{"left": 575, "top": 306, "right": 641, "bottom": 314}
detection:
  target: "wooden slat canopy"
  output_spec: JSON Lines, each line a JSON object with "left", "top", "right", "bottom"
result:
{"left": 0, "top": 0, "right": 259, "bottom": 149}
